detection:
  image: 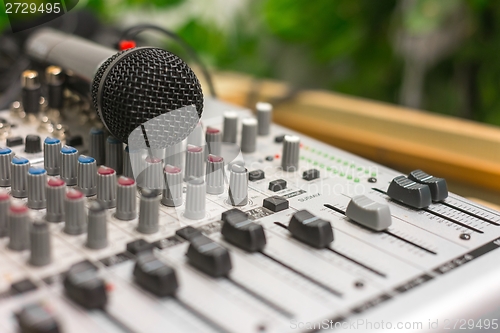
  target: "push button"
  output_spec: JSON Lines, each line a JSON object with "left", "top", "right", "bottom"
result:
{"left": 269, "top": 179, "right": 287, "bottom": 192}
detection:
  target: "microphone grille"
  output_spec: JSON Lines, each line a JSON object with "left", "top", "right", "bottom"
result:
{"left": 91, "top": 47, "right": 203, "bottom": 145}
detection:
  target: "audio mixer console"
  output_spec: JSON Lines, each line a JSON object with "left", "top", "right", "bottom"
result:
{"left": 0, "top": 96, "right": 500, "bottom": 333}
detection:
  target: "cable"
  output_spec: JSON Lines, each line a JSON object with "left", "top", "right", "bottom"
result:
{"left": 120, "top": 24, "right": 217, "bottom": 98}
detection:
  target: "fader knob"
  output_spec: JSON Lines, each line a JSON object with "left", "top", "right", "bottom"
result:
{"left": 0, "top": 191, "right": 9, "bottom": 237}
{"left": 281, "top": 135, "right": 300, "bottom": 172}
{"left": 206, "top": 127, "right": 222, "bottom": 156}
{"left": 186, "top": 235, "right": 232, "bottom": 277}
{"left": 240, "top": 118, "right": 257, "bottom": 153}
{"left": 8, "top": 202, "right": 30, "bottom": 251}
{"left": 29, "top": 222, "right": 52, "bottom": 266}
{"left": 64, "top": 261, "right": 107, "bottom": 309}
{"left": 0, "top": 147, "right": 14, "bottom": 186}
{"left": 97, "top": 166, "right": 117, "bottom": 209}
{"left": 228, "top": 164, "right": 248, "bottom": 206}
{"left": 89, "top": 127, "right": 105, "bottom": 166}
{"left": 387, "top": 175, "right": 432, "bottom": 209}
{"left": 46, "top": 178, "right": 65, "bottom": 223}
{"left": 105, "top": 136, "right": 123, "bottom": 175}
{"left": 63, "top": 189, "right": 86, "bottom": 235}
{"left": 27, "top": 167, "right": 47, "bottom": 209}
{"left": 184, "top": 177, "right": 206, "bottom": 220}
{"left": 221, "top": 209, "right": 266, "bottom": 252}
{"left": 86, "top": 201, "right": 108, "bottom": 250}
{"left": 162, "top": 165, "right": 183, "bottom": 207}
{"left": 77, "top": 155, "right": 97, "bottom": 197}
{"left": 185, "top": 144, "right": 204, "bottom": 180}
{"left": 11, "top": 156, "right": 30, "bottom": 198}
{"left": 256, "top": 102, "right": 272, "bottom": 136}
{"left": 346, "top": 195, "right": 392, "bottom": 231}
{"left": 222, "top": 111, "right": 238, "bottom": 143}
{"left": 288, "top": 210, "right": 333, "bottom": 248}
{"left": 206, "top": 154, "right": 224, "bottom": 195}
{"left": 134, "top": 252, "right": 179, "bottom": 297}
{"left": 25, "top": 135, "right": 42, "bottom": 154}
{"left": 15, "top": 303, "right": 61, "bottom": 333}
{"left": 137, "top": 189, "right": 160, "bottom": 234}
{"left": 115, "top": 176, "right": 137, "bottom": 221}
{"left": 43, "top": 137, "right": 61, "bottom": 175}
{"left": 408, "top": 169, "right": 448, "bottom": 202}
{"left": 60, "top": 145, "right": 78, "bottom": 186}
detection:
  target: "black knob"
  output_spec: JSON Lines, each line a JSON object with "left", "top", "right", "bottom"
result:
{"left": 25, "top": 135, "right": 42, "bottom": 154}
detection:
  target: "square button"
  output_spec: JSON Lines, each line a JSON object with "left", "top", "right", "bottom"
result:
{"left": 263, "top": 196, "right": 289, "bottom": 212}
{"left": 269, "top": 179, "right": 287, "bottom": 192}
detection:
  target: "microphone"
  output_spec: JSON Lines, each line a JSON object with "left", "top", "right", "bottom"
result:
{"left": 25, "top": 28, "right": 204, "bottom": 148}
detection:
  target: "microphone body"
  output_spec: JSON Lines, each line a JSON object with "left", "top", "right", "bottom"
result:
{"left": 25, "top": 29, "right": 116, "bottom": 83}
{"left": 24, "top": 28, "right": 204, "bottom": 148}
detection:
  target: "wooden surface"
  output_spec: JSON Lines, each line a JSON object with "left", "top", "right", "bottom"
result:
{"left": 198, "top": 71, "right": 500, "bottom": 203}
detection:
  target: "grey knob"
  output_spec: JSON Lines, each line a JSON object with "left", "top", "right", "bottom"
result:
{"left": 222, "top": 111, "right": 238, "bottom": 143}
{"left": 206, "top": 155, "right": 224, "bottom": 195}
{"left": 10, "top": 156, "right": 30, "bottom": 198}
{"left": 165, "top": 142, "right": 182, "bottom": 169}
{"left": 60, "top": 145, "right": 78, "bottom": 186}
{"left": 142, "top": 157, "right": 164, "bottom": 190}
{"left": 137, "top": 189, "right": 160, "bottom": 234}
{"left": 162, "top": 165, "right": 183, "bottom": 207}
{"left": 46, "top": 178, "right": 66, "bottom": 223}
{"left": 123, "top": 146, "right": 134, "bottom": 179}
{"left": 89, "top": 128, "right": 105, "bottom": 166}
{"left": 8, "top": 202, "right": 30, "bottom": 251}
{"left": 228, "top": 164, "right": 248, "bottom": 206}
{"left": 185, "top": 144, "right": 204, "bottom": 180}
{"left": 281, "top": 135, "right": 300, "bottom": 172}
{"left": 206, "top": 127, "right": 222, "bottom": 156}
{"left": 187, "top": 122, "right": 204, "bottom": 146}
{"left": 0, "top": 190, "right": 10, "bottom": 237}
{"left": 105, "top": 136, "right": 123, "bottom": 175}
{"left": 256, "top": 102, "right": 272, "bottom": 136}
{"left": 64, "top": 189, "right": 86, "bottom": 235}
{"left": 77, "top": 155, "right": 97, "bottom": 197}
{"left": 346, "top": 195, "right": 392, "bottom": 231}
{"left": 116, "top": 176, "right": 137, "bottom": 221}
{"left": 184, "top": 177, "right": 206, "bottom": 220}
{"left": 27, "top": 167, "right": 47, "bottom": 209}
{"left": 86, "top": 201, "right": 108, "bottom": 249}
{"left": 29, "top": 222, "right": 52, "bottom": 266}
{"left": 43, "top": 137, "right": 61, "bottom": 176}
{"left": 240, "top": 118, "right": 257, "bottom": 153}
{"left": 0, "top": 147, "right": 14, "bottom": 187}
{"left": 97, "top": 166, "right": 117, "bottom": 208}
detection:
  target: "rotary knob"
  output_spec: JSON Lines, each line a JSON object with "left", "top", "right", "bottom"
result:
{"left": 60, "top": 145, "right": 78, "bottom": 186}
{"left": 86, "top": 201, "right": 108, "bottom": 250}
{"left": 228, "top": 164, "right": 248, "bottom": 206}
{"left": 29, "top": 222, "right": 52, "bottom": 266}
{"left": 10, "top": 156, "right": 30, "bottom": 198}
{"left": 206, "top": 127, "right": 222, "bottom": 156}
{"left": 27, "top": 167, "right": 47, "bottom": 209}
{"left": 105, "top": 136, "right": 123, "bottom": 175}
{"left": 240, "top": 118, "right": 257, "bottom": 153}
{"left": 222, "top": 111, "right": 238, "bottom": 143}
{"left": 184, "top": 177, "right": 206, "bottom": 220}
{"left": 0, "top": 147, "right": 14, "bottom": 187}
{"left": 8, "top": 202, "right": 30, "bottom": 251}
{"left": 43, "top": 137, "right": 61, "bottom": 175}
{"left": 77, "top": 155, "right": 97, "bottom": 196}
{"left": 206, "top": 154, "right": 224, "bottom": 195}
{"left": 256, "top": 102, "right": 272, "bottom": 136}
{"left": 63, "top": 189, "right": 86, "bottom": 235}
{"left": 46, "top": 177, "right": 66, "bottom": 223}
{"left": 97, "top": 166, "right": 117, "bottom": 209}
{"left": 162, "top": 165, "right": 183, "bottom": 207}
{"left": 115, "top": 176, "right": 137, "bottom": 221}
{"left": 89, "top": 127, "right": 105, "bottom": 166}
{"left": 137, "top": 189, "right": 160, "bottom": 234}
{"left": 281, "top": 135, "right": 300, "bottom": 172}
{"left": 185, "top": 144, "right": 204, "bottom": 180}
{"left": 0, "top": 190, "right": 9, "bottom": 237}
{"left": 142, "top": 157, "right": 163, "bottom": 190}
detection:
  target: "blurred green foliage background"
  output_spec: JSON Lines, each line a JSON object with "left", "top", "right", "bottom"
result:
{"left": 1, "top": 0, "right": 500, "bottom": 125}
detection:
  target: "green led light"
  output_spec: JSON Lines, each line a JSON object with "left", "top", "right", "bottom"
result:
{"left": 323, "top": 153, "right": 328, "bottom": 158}
{"left": 350, "top": 164, "right": 355, "bottom": 168}
{"left": 333, "top": 169, "right": 338, "bottom": 174}
{"left": 310, "top": 148, "right": 316, "bottom": 153}
{"left": 354, "top": 178, "right": 360, "bottom": 183}
{"left": 336, "top": 158, "right": 342, "bottom": 163}
{"left": 357, "top": 167, "right": 363, "bottom": 171}
{"left": 340, "top": 172, "right": 345, "bottom": 177}
{"left": 371, "top": 172, "right": 377, "bottom": 177}
{"left": 316, "top": 150, "right": 322, "bottom": 155}
{"left": 307, "top": 158, "right": 312, "bottom": 163}
{"left": 364, "top": 169, "right": 369, "bottom": 174}
{"left": 319, "top": 163, "right": 325, "bottom": 168}
{"left": 313, "top": 161, "right": 318, "bottom": 166}
{"left": 300, "top": 156, "right": 305, "bottom": 160}
{"left": 326, "top": 166, "right": 332, "bottom": 171}
{"left": 347, "top": 175, "right": 353, "bottom": 180}
{"left": 343, "top": 161, "right": 349, "bottom": 166}
{"left": 330, "top": 156, "right": 335, "bottom": 160}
